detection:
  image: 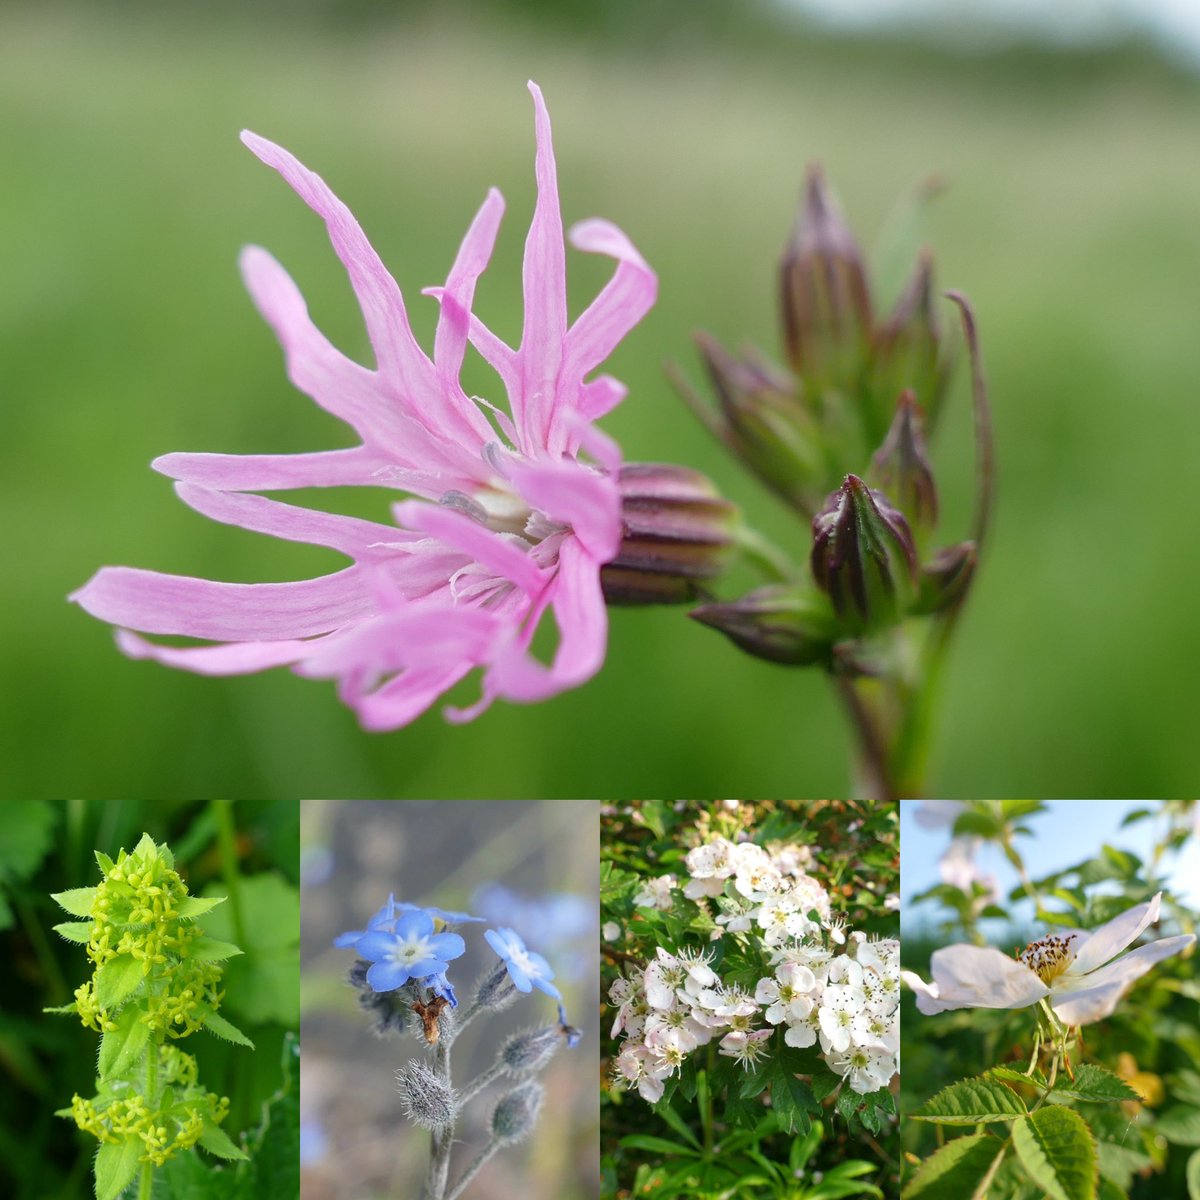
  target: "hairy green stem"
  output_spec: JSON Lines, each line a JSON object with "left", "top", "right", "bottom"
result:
{"left": 421, "top": 1040, "right": 454, "bottom": 1200}
{"left": 444, "top": 1140, "right": 501, "bottom": 1200}
{"left": 457, "top": 1061, "right": 504, "bottom": 1106}
{"left": 138, "top": 1041, "right": 161, "bottom": 1200}
{"left": 732, "top": 522, "right": 795, "bottom": 583}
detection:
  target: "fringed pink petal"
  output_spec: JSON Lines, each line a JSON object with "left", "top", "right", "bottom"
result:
{"left": 435, "top": 190, "right": 506, "bottom": 418}
{"left": 516, "top": 82, "right": 569, "bottom": 453}
{"left": 71, "top": 566, "right": 372, "bottom": 641}
{"left": 152, "top": 447, "right": 431, "bottom": 493}
{"left": 393, "top": 500, "right": 548, "bottom": 595}
{"left": 175, "top": 483, "right": 409, "bottom": 560}
{"left": 504, "top": 458, "right": 622, "bottom": 562}
{"left": 115, "top": 630, "right": 315, "bottom": 675}
{"left": 562, "top": 218, "right": 657, "bottom": 383}
{"left": 354, "top": 665, "right": 474, "bottom": 731}
{"left": 489, "top": 537, "right": 607, "bottom": 703}
{"left": 239, "top": 247, "right": 464, "bottom": 474}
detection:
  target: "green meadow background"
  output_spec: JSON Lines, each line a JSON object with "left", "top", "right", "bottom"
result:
{"left": 3, "top": 1, "right": 1199, "bottom": 798}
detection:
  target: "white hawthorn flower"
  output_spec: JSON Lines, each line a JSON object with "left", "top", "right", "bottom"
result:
{"left": 634, "top": 874, "right": 676, "bottom": 911}
{"left": 754, "top": 962, "right": 818, "bottom": 1024}
{"left": 827, "top": 1045, "right": 895, "bottom": 1094}
{"left": 902, "top": 892, "right": 1194, "bottom": 1026}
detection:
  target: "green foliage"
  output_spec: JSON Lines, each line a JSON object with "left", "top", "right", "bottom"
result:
{"left": 1010, "top": 1107, "right": 1096, "bottom": 1200}
{"left": 901, "top": 1133, "right": 1005, "bottom": 1199}
{"left": 0, "top": 802, "right": 58, "bottom": 929}
{"left": 912, "top": 1076, "right": 1027, "bottom": 1124}
{"left": 153, "top": 1034, "right": 300, "bottom": 1200}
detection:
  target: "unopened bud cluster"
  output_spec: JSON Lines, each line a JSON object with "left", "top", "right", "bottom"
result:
{"left": 491, "top": 1082, "right": 545, "bottom": 1145}
{"left": 397, "top": 1060, "right": 457, "bottom": 1131}
{"left": 680, "top": 165, "right": 985, "bottom": 663}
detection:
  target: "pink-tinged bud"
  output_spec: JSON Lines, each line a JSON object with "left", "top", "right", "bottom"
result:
{"left": 780, "top": 166, "right": 873, "bottom": 393}
{"left": 914, "top": 541, "right": 977, "bottom": 616}
{"left": 690, "top": 585, "right": 835, "bottom": 666}
{"left": 811, "top": 475, "right": 917, "bottom": 633}
{"left": 601, "top": 464, "right": 739, "bottom": 605}
{"left": 869, "top": 251, "right": 950, "bottom": 436}
{"left": 870, "top": 390, "right": 938, "bottom": 531}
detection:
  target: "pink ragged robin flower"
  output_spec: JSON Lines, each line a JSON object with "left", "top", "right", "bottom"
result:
{"left": 71, "top": 83, "right": 656, "bottom": 730}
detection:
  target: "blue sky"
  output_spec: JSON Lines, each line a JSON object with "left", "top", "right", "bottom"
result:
{"left": 899, "top": 800, "right": 1200, "bottom": 930}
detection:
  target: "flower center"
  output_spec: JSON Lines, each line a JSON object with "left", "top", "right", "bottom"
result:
{"left": 394, "top": 934, "right": 433, "bottom": 967}
{"left": 1018, "top": 934, "right": 1078, "bottom": 984}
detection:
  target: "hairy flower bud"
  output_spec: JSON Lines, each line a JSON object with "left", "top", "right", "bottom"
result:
{"left": 396, "top": 1060, "right": 456, "bottom": 1131}
{"left": 601, "top": 464, "right": 739, "bottom": 605}
{"left": 491, "top": 1081, "right": 544, "bottom": 1145}
{"left": 498, "top": 1026, "right": 562, "bottom": 1077}
{"left": 870, "top": 390, "right": 938, "bottom": 531}
{"left": 348, "top": 960, "right": 413, "bottom": 1038}
{"left": 869, "top": 251, "right": 950, "bottom": 435}
{"left": 474, "top": 961, "right": 518, "bottom": 1012}
{"left": 811, "top": 475, "right": 917, "bottom": 633}
{"left": 691, "top": 586, "right": 834, "bottom": 666}
{"left": 780, "top": 166, "right": 873, "bottom": 394}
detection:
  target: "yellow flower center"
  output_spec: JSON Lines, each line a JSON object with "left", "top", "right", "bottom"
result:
{"left": 1017, "top": 934, "right": 1078, "bottom": 984}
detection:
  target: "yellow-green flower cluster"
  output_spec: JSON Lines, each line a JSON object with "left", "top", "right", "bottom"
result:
{"left": 68, "top": 1050, "right": 230, "bottom": 1167}
{"left": 85, "top": 841, "right": 190, "bottom": 970}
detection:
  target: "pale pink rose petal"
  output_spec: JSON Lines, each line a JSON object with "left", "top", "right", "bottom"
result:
{"left": 904, "top": 945, "right": 1048, "bottom": 1015}
{"left": 1067, "top": 892, "right": 1161, "bottom": 977}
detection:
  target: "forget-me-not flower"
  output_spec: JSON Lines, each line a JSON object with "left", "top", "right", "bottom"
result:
{"left": 485, "top": 926, "right": 561, "bottom": 999}
{"left": 357, "top": 909, "right": 466, "bottom": 994}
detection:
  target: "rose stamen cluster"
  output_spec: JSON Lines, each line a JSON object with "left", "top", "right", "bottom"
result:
{"left": 610, "top": 834, "right": 898, "bottom": 1100}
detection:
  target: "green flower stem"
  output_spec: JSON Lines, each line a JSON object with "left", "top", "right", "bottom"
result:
{"left": 444, "top": 1139, "right": 501, "bottom": 1200}
{"left": 698, "top": 1059, "right": 714, "bottom": 1155}
{"left": 732, "top": 522, "right": 796, "bottom": 583}
{"left": 137, "top": 1042, "right": 161, "bottom": 1200}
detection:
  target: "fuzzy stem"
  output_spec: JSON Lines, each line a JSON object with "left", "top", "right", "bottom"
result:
{"left": 444, "top": 1139, "right": 501, "bottom": 1200}
{"left": 457, "top": 1061, "right": 505, "bottom": 1107}
{"left": 422, "top": 1040, "right": 454, "bottom": 1200}
{"left": 138, "top": 1042, "right": 160, "bottom": 1200}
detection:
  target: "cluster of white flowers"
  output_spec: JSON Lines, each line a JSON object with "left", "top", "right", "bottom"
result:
{"left": 610, "top": 836, "right": 898, "bottom": 1101}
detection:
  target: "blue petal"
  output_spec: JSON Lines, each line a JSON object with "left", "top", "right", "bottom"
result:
{"left": 532, "top": 976, "right": 563, "bottom": 1000}
{"left": 525, "top": 950, "right": 554, "bottom": 979}
{"left": 394, "top": 909, "right": 435, "bottom": 941}
{"left": 333, "top": 929, "right": 365, "bottom": 948}
{"left": 366, "top": 959, "right": 410, "bottom": 992}
{"left": 356, "top": 931, "right": 399, "bottom": 962}
{"left": 507, "top": 962, "right": 533, "bottom": 992}
{"left": 427, "top": 931, "right": 466, "bottom": 961}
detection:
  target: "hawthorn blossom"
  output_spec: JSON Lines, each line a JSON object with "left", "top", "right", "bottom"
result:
{"left": 633, "top": 875, "right": 675, "bottom": 911}
{"left": 902, "top": 892, "right": 1195, "bottom": 1025}
{"left": 71, "top": 83, "right": 656, "bottom": 730}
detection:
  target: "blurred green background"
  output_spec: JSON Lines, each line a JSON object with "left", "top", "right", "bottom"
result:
{"left": 3, "top": 0, "right": 1200, "bottom": 798}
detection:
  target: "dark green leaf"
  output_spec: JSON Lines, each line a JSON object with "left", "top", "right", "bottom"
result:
{"left": 1049, "top": 1064, "right": 1140, "bottom": 1105}
{"left": 1011, "top": 1106, "right": 1097, "bottom": 1200}
{"left": 901, "top": 1134, "right": 1005, "bottom": 1199}
{"left": 94, "top": 1137, "right": 142, "bottom": 1200}
{"left": 912, "top": 1076, "right": 1027, "bottom": 1124}
{"left": 1156, "top": 1106, "right": 1200, "bottom": 1147}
